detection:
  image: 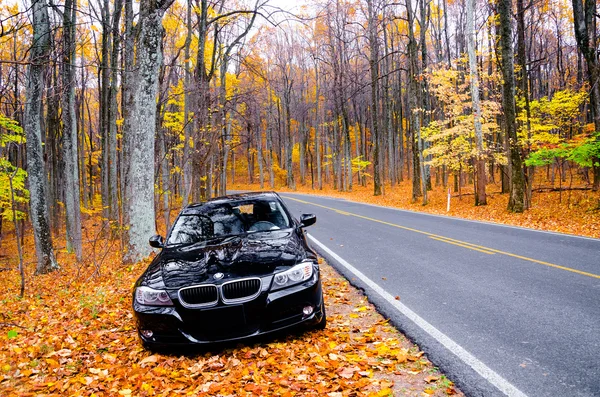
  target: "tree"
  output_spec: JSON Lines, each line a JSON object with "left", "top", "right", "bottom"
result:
{"left": 466, "top": 0, "right": 486, "bottom": 205}
{"left": 24, "top": 0, "right": 58, "bottom": 274}
{"left": 571, "top": 0, "right": 600, "bottom": 190}
{"left": 61, "top": 0, "right": 83, "bottom": 260}
{"left": 123, "top": 0, "right": 175, "bottom": 263}
{"left": 367, "top": 0, "right": 382, "bottom": 196}
{"left": 498, "top": 0, "right": 526, "bottom": 212}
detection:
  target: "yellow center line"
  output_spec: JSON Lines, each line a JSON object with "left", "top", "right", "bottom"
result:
{"left": 430, "top": 236, "right": 496, "bottom": 255}
{"left": 285, "top": 196, "right": 600, "bottom": 280}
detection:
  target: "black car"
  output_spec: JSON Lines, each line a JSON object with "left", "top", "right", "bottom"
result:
{"left": 132, "top": 191, "right": 325, "bottom": 349}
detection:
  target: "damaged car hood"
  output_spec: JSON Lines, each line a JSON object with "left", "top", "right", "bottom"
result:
{"left": 143, "top": 229, "right": 309, "bottom": 289}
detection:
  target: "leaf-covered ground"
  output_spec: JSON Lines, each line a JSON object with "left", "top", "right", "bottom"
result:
{"left": 0, "top": 223, "right": 460, "bottom": 397}
{"left": 234, "top": 178, "right": 600, "bottom": 239}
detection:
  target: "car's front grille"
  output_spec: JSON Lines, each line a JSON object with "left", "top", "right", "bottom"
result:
{"left": 178, "top": 285, "right": 218, "bottom": 308}
{"left": 221, "top": 278, "right": 261, "bottom": 303}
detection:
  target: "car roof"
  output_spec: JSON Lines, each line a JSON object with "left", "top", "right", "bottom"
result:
{"left": 182, "top": 191, "right": 281, "bottom": 214}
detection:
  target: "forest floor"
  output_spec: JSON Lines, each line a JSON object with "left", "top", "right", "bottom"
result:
{"left": 0, "top": 216, "right": 461, "bottom": 396}
{"left": 233, "top": 177, "right": 600, "bottom": 239}
{"left": 1, "top": 176, "right": 597, "bottom": 396}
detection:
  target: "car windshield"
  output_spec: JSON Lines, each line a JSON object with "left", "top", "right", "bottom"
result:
{"left": 167, "top": 198, "right": 291, "bottom": 246}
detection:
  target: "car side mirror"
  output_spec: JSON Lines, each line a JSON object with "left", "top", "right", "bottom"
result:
{"left": 300, "top": 214, "right": 316, "bottom": 228}
{"left": 149, "top": 234, "right": 165, "bottom": 248}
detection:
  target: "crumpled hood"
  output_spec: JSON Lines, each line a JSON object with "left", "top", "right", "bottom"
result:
{"left": 143, "top": 229, "right": 307, "bottom": 290}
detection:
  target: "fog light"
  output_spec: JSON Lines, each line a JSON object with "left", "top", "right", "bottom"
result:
{"left": 303, "top": 305, "right": 314, "bottom": 316}
{"left": 140, "top": 329, "right": 153, "bottom": 338}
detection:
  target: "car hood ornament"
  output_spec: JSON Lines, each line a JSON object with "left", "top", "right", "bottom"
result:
{"left": 214, "top": 272, "right": 224, "bottom": 280}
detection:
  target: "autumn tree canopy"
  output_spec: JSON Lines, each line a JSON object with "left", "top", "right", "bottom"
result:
{"left": 0, "top": 0, "right": 599, "bottom": 269}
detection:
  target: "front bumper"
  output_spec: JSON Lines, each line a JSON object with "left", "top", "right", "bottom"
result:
{"left": 133, "top": 272, "right": 324, "bottom": 347}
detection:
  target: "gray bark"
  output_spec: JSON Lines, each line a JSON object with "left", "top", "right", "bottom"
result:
{"left": 121, "top": 0, "right": 134, "bottom": 229}
{"left": 498, "top": 0, "right": 526, "bottom": 212}
{"left": 572, "top": 0, "right": 600, "bottom": 190}
{"left": 61, "top": 0, "right": 83, "bottom": 259}
{"left": 367, "top": 0, "right": 381, "bottom": 196}
{"left": 25, "top": 0, "right": 58, "bottom": 274}
{"left": 314, "top": 62, "right": 322, "bottom": 190}
{"left": 466, "top": 0, "right": 486, "bottom": 205}
{"left": 123, "top": 0, "right": 175, "bottom": 263}
{"left": 108, "top": 0, "right": 123, "bottom": 221}
{"left": 182, "top": 0, "right": 192, "bottom": 205}
{"left": 407, "top": 0, "right": 423, "bottom": 203}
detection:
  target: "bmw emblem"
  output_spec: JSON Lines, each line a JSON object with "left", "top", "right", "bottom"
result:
{"left": 214, "top": 272, "right": 224, "bottom": 280}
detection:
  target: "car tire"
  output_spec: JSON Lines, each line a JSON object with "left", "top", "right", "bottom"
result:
{"left": 315, "top": 303, "right": 327, "bottom": 330}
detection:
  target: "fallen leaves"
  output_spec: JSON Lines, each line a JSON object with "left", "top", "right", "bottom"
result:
{"left": 0, "top": 215, "right": 461, "bottom": 397}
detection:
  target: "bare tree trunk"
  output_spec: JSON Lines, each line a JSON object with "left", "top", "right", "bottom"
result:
{"left": 109, "top": 0, "right": 123, "bottom": 221}
{"left": 182, "top": 0, "right": 192, "bottom": 205}
{"left": 25, "top": 0, "right": 58, "bottom": 274}
{"left": 367, "top": 0, "right": 382, "bottom": 196}
{"left": 257, "top": 116, "right": 264, "bottom": 189}
{"left": 498, "top": 0, "right": 526, "bottom": 212}
{"left": 159, "top": 129, "right": 170, "bottom": 231}
{"left": 61, "top": 0, "right": 82, "bottom": 259}
{"left": 123, "top": 0, "right": 175, "bottom": 263}
{"left": 285, "top": 96, "right": 295, "bottom": 190}
{"left": 572, "top": 0, "right": 600, "bottom": 190}
{"left": 121, "top": 0, "right": 134, "bottom": 233}
{"left": 267, "top": 126, "right": 274, "bottom": 188}
{"left": 78, "top": 46, "right": 88, "bottom": 209}
{"left": 516, "top": 0, "right": 532, "bottom": 208}
{"left": 314, "top": 62, "right": 322, "bottom": 190}
{"left": 419, "top": 0, "right": 431, "bottom": 194}
{"left": 100, "top": 0, "right": 110, "bottom": 224}
{"left": 407, "top": 0, "right": 424, "bottom": 203}
{"left": 466, "top": 0, "right": 486, "bottom": 206}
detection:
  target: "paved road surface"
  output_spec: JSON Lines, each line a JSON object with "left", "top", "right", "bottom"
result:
{"left": 280, "top": 192, "right": 600, "bottom": 397}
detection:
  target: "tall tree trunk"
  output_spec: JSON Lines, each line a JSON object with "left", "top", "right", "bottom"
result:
{"left": 367, "top": 0, "right": 382, "bottom": 196}
{"left": 516, "top": 0, "right": 532, "bottom": 208}
{"left": 257, "top": 115, "right": 264, "bottom": 189}
{"left": 61, "top": 0, "right": 83, "bottom": 259}
{"left": 383, "top": 16, "right": 395, "bottom": 186}
{"left": 109, "top": 0, "right": 123, "bottom": 221}
{"left": 121, "top": 0, "right": 134, "bottom": 228}
{"left": 572, "top": 0, "right": 600, "bottom": 190}
{"left": 25, "top": 0, "right": 58, "bottom": 274}
{"left": 182, "top": 0, "right": 192, "bottom": 205}
{"left": 419, "top": 0, "right": 431, "bottom": 194}
{"left": 123, "top": 0, "right": 175, "bottom": 263}
{"left": 220, "top": 59, "right": 230, "bottom": 196}
{"left": 407, "top": 0, "right": 423, "bottom": 202}
{"left": 159, "top": 128, "right": 170, "bottom": 232}
{"left": 466, "top": 0, "right": 486, "bottom": 205}
{"left": 285, "top": 94, "right": 295, "bottom": 190}
{"left": 498, "top": 0, "right": 526, "bottom": 212}
{"left": 315, "top": 62, "right": 322, "bottom": 190}
{"left": 100, "top": 0, "right": 111, "bottom": 224}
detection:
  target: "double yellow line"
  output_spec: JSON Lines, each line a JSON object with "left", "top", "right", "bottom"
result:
{"left": 286, "top": 196, "right": 600, "bottom": 280}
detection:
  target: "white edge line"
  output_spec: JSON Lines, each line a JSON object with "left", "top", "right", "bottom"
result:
{"left": 308, "top": 234, "right": 528, "bottom": 397}
{"left": 280, "top": 192, "right": 600, "bottom": 242}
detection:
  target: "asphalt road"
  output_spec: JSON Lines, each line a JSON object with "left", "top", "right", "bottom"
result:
{"left": 280, "top": 192, "right": 600, "bottom": 397}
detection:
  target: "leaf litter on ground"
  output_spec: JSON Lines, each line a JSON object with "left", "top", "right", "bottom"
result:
{"left": 0, "top": 221, "right": 461, "bottom": 396}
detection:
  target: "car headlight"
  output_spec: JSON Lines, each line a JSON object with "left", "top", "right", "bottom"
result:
{"left": 135, "top": 286, "right": 173, "bottom": 306}
{"left": 271, "top": 261, "right": 314, "bottom": 291}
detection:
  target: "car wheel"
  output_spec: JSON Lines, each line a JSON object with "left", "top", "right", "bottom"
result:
{"left": 315, "top": 302, "right": 327, "bottom": 330}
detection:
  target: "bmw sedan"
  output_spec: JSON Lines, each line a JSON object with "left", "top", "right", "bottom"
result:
{"left": 132, "top": 192, "right": 325, "bottom": 349}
